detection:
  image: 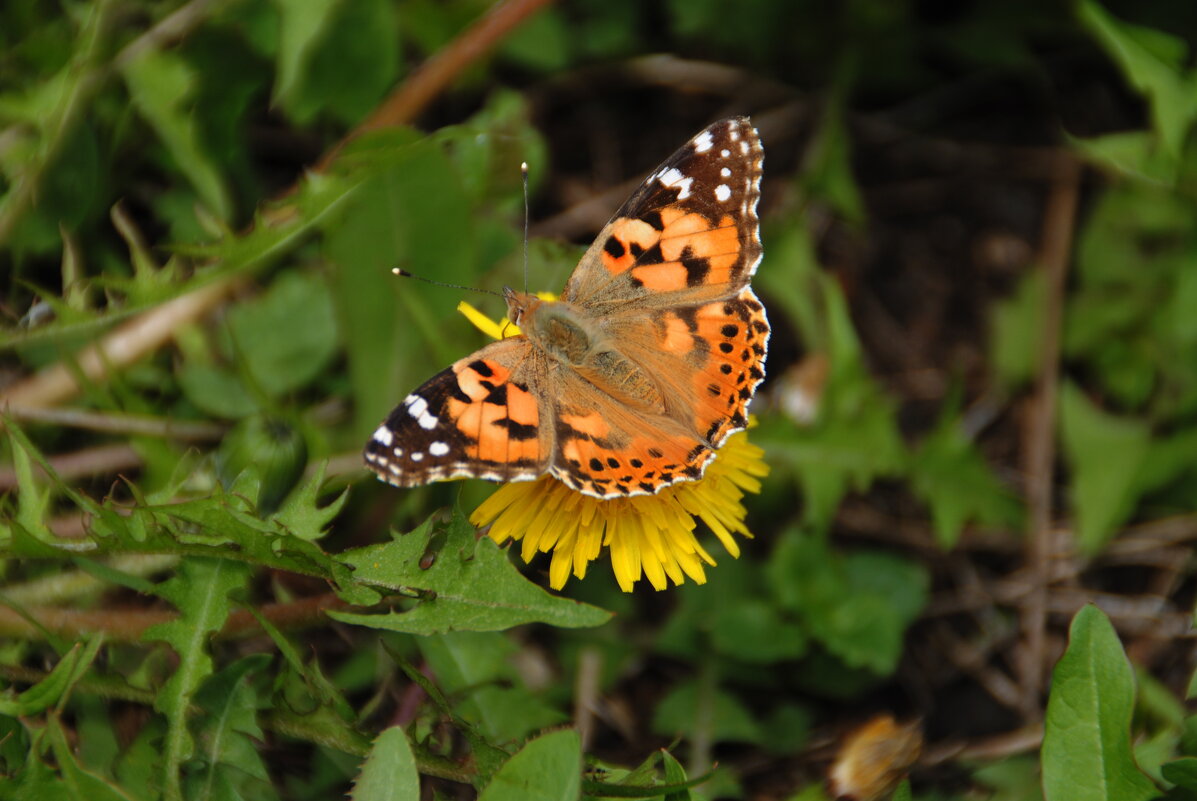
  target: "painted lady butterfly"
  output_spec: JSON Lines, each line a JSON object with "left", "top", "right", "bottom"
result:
{"left": 364, "top": 117, "right": 767, "bottom": 498}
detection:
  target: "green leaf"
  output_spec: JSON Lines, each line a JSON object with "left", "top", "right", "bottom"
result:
{"left": 909, "top": 402, "right": 1023, "bottom": 547}
{"left": 765, "top": 530, "right": 927, "bottom": 675}
{"left": 1041, "top": 605, "right": 1158, "bottom": 801}
{"left": 1059, "top": 381, "right": 1152, "bottom": 553}
{"left": 272, "top": 0, "right": 400, "bottom": 125}
{"left": 120, "top": 48, "right": 231, "bottom": 220}
{"left": 1162, "top": 757, "right": 1197, "bottom": 791}
{"left": 0, "top": 639, "right": 101, "bottom": 717}
{"left": 271, "top": 462, "right": 348, "bottom": 541}
{"left": 348, "top": 726, "right": 420, "bottom": 801}
{"left": 1078, "top": 0, "right": 1197, "bottom": 160}
{"left": 710, "top": 597, "right": 807, "bottom": 664}
{"left": 185, "top": 655, "right": 276, "bottom": 801}
{"left": 990, "top": 269, "right": 1048, "bottom": 389}
{"left": 143, "top": 557, "right": 253, "bottom": 801}
{"left": 329, "top": 508, "right": 612, "bottom": 633}
{"left": 1071, "top": 131, "right": 1181, "bottom": 184}
{"left": 44, "top": 718, "right": 140, "bottom": 801}
{"left": 651, "top": 680, "right": 764, "bottom": 746}
{"left": 660, "top": 750, "right": 691, "bottom": 801}
{"left": 476, "top": 729, "right": 580, "bottom": 801}
{"left": 271, "top": 0, "right": 341, "bottom": 110}
{"left": 758, "top": 275, "right": 905, "bottom": 531}
{"left": 178, "top": 362, "right": 259, "bottom": 419}
{"left": 418, "top": 632, "right": 566, "bottom": 745}
{"left": 224, "top": 271, "right": 338, "bottom": 396}
{"left": 325, "top": 134, "right": 478, "bottom": 437}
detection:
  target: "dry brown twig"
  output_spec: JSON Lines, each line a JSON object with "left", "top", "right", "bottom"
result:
{"left": 1017, "top": 153, "right": 1081, "bottom": 718}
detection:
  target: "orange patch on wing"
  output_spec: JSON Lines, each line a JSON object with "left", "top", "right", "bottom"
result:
{"left": 456, "top": 360, "right": 511, "bottom": 400}
{"left": 688, "top": 294, "right": 767, "bottom": 444}
{"left": 660, "top": 314, "right": 693, "bottom": 354}
{"left": 506, "top": 385, "right": 538, "bottom": 425}
{"left": 600, "top": 218, "right": 661, "bottom": 274}
{"left": 659, "top": 213, "right": 741, "bottom": 285}
{"left": 560, "top": 411, "right": 610, "bottom": 439}
{"left": 447, "top": 396, "right": 542, "bottom": 463}
{"left": 631, "top": 263, "right": 688, "bottom": 291}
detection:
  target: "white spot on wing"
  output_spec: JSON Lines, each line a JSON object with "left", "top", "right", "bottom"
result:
{"left": 405, "top": 395, "right": 428, "bottom": 418}
{"left": 715, "top": 184, "right": 732, "bottom": 202}
{"left": 693, "top": 130, "right": 714, "bottom": 153}
{"left": 721, "top": 149, "right": 730, "bottom": 158}
{"left": 721, "top": 167, "right": 731, "bottom": 177}
{"left": 410, "top": 452, "right": 424, "bottom": 461}
{"left": 429, "top": 441, "right": 450, "bottom": 457}
{"left": 417, "top": 411, "right": 438, "bottom": 430}
{"left": 372, "top": 425, "right": 393, "bottom": 447}
{"left": 658, "top": 167, "right": 693, "bottom": 200}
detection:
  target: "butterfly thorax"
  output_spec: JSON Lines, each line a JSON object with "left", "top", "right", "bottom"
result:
{"left": 505, "top": 288, "right": 664, "bottom": 412}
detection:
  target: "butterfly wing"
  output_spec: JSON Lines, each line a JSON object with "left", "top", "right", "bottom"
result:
{"left": 364, "top": 337, "right": 552, "bottom": 487}
{"left": 547, "top": 367, "right": 718, "bottom": 498}
{"left": 562, "top": 117, "right": 764, "bottom": 309}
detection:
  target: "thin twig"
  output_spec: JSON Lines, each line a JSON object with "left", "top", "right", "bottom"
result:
{"left": 1018, "top": 153, "right": 1081, "bottom": 718}
{"left": 573, "top": 645, "right": 603, "bottom": 751}
{"left": 6, "top": 406, "right": 226, "bottom": 440}
{"left": 0, "top": 592, "right": 351, "bottom": 641}
{"left": 0, "top": 279, "right": 237, "bottom": 411}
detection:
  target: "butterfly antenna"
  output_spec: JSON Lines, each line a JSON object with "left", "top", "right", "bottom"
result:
{"left": 391, "top": 268, "right": 503, "bottom": 298}
{"left": 521, "top": 161, "right": 530, "bottom": 296}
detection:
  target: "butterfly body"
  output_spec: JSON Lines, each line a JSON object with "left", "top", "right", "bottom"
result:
{"left": 365, "top": 117, "right": 767, "bottom": 499}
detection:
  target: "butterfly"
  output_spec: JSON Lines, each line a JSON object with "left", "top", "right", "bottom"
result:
{"left": 364, "top": 117, "right": 767, "bottom": 499}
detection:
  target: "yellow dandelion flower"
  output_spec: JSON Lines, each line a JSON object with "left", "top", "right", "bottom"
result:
{"left": 459, "top": 300, "right": 769, "bottom": 592}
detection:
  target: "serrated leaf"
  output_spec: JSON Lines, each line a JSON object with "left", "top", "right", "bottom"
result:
{"left": 477, "top": 729, "right": 580, "bottom": 801}
{"left": 0, "top": 638, "right": 101, "bottom": 717}
{"left": 271, "top": 462, "right": 348, "bottom": 541}
{"left": 185, "top": 655, "right": 275, "bottom": 801}
{"left": 9, "top": 427, "right": 52, "bottom": 541}
{"left": 143, "top": 558, "right": 252, "bottom": 801}
{"left": 660, "top": 750, "right": 690, "bottom": 801}
{"left": 348, "top": 726, "right": 419, "bottom": 801}
{"left": 329, "top": 508, "right": 612, "bottom": 634}
{"left": 120, "top": 48, "right": 231, "bottom": 220}
{"left": 1059, "top": 381, "right": 1152, "bottom": 553}
{"left": 1042, "top": 605, "right": 1158, "bottom": 801}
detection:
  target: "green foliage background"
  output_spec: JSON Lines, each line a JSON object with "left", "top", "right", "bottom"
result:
{"left": 2, "top": 1, "right": 1197, "bottom": 799}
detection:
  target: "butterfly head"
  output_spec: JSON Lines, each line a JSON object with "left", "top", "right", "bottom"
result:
{"left": 502, "top": 286, "right": 543, "bottom": 328}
